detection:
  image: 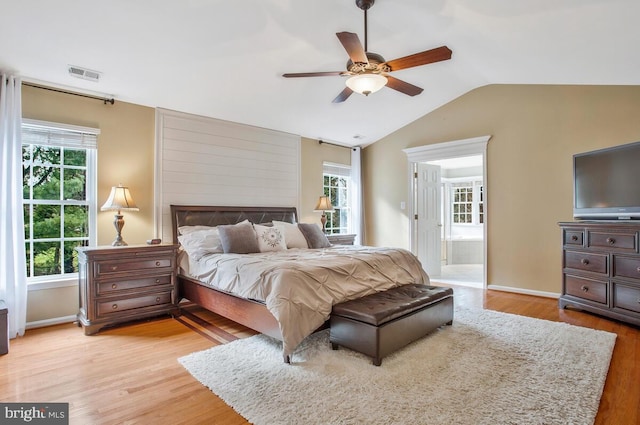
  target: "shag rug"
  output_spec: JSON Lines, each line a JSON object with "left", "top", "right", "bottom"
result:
{"left": 179, "top": 308, "right": 616, "bottom": 425}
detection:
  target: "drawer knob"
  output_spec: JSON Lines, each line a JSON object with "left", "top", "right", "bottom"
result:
{"left": 637, "top": 267, "right": 640, "bottom": 274}
{"left": 155, "top": 279, "right": 160, "bottom": 283}
{"left": 112, "top": 304, "right": 118, "bottom": 310}
{"left": 581, "top": 285, "right": 589, "bottom": 292}
{"left": 111, "top": 266, "right": 118, "bottom": 271}
{"left": 112, "top": 284, "right": 117, "bottom": 289}
{"left": 571, "top": 235, "right": 578, "bottom": 241}
{"left": 606, "top": 237, "right": 616, "bottom": 245}
{"left": 155, "top": 297, "right": 161, "bottom": 303}
{"left": 155, "top": 261, "right": 161, "bottom": 267}
{"left": 581, "top": 258, "right": 590, "bottom": 266}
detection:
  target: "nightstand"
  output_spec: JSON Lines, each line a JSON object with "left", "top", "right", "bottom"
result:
{"left": 327, "top": 234, "right": 357, "bottom": 245}
{"left": 76, "top": 244, "right": 179, "bottom": 335}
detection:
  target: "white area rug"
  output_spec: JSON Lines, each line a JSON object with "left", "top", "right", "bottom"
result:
{"left": 179, "top": 308, "right": 616, "bottom": 425}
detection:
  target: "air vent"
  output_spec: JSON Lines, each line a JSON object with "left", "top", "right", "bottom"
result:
{"left": 68, "top": 65, "right": 101, "bottom": 82}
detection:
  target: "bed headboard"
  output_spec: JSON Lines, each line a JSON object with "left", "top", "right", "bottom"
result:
{"left": 170, "top": 205, "right": 298, "bottom": 243}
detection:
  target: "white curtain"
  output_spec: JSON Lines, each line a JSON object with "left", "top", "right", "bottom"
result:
{"left": 0, "top": 73, "right": 27, "bottom": 338}
{"left": 349, "top": 146, "right": 364, "bottom": 245}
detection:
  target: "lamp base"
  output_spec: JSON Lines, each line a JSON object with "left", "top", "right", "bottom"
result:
{"left": 111, "top": 213, "right": 128, "bottom": 246}
{"left": 320, "top": 214, "right": 327, "bottom": 234}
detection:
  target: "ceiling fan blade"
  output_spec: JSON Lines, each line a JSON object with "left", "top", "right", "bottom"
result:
{"left": 282, "top": 71, "right": 345, "bottom": 78}
{"left": 385, "top": 76, "right": 424, "bottom": 96}
{"left": 332, "top": 87, "right": 354, "bottom": 103}
{"left": 384, "top": 46, "right": 452, "bottom": 71}
{"left": 336, "top": 32, "right": 368, "bottom": 64}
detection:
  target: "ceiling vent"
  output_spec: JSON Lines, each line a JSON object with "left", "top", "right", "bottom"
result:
{"left": 68, "top": 65, "right": 101, "bottom": 82}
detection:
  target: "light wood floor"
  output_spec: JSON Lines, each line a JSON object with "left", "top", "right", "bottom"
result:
{"left": 1, "top": 285, "right": 638, "bottom": 425}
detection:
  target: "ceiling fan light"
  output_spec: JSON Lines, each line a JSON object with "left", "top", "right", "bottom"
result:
{"left": 345, "top": 73, "right": 387, "bottom": 96}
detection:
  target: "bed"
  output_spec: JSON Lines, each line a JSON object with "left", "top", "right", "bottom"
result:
{"left": 171, "top": 205, "right": 430, "bottom": 362}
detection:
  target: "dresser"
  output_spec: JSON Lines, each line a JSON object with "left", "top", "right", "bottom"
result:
{"left": 559, "top": 221, "right": 640, "bottom": 326}
{"left": 76, "top": 244, "right": 179, "bottom": 335}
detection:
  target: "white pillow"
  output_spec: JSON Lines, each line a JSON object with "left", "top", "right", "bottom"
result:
{"left": 177, "top": 227, "right": 223, "bottom": 260}
{"left": 272, "top": 220, "right": 308, "bottom": 249}
{"left": 254, "top": 224, "right": 287, "bottom": 252}
{"left": 178, "top": 225, "right": 216, "bottom": 235}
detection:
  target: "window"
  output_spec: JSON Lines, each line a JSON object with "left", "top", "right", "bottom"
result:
{"left": 322, "top": 163, "right": 351, "bottom": 235}
{"left": 451, "top": 181, "right": 483, "bottom": 225}
{"left": 22, "top": 120, "right": 98, "bottom": 281}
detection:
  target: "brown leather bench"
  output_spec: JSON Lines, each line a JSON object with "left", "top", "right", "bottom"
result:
{"left": 330, "top": 284, "right": 454, "bottom": 366}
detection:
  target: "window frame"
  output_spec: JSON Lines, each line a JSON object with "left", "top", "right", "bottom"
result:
{"left": 322, "top": 162, "right": 351, "bottom": 235}
{"left": 22, "top": 119, "right": 99, "bottom": 288}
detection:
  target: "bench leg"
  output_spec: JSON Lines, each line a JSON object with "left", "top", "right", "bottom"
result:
{"left": 372, "top": 357, "right": 382, "bottom": 366}
{"left": 283, "top": 354, "right": 291, "bottom": 364}
{"left": 331, "top": 342, "right": 339, "bottom": 350}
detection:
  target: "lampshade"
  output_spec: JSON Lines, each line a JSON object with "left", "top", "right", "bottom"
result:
{"left": 314, "top": 195, "right": 334, "bottom": 212}
{"left": 101, "top": 184, "right": 139, "bottom": 212}
{"left": 345, "top": 73, "right": 388, "bottom": 96}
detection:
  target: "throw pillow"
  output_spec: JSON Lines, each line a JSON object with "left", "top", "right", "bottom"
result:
{"left": 297, "top": 223, "right": 331, "bottom": 249}
{"left": 272, "top": 220, "right": 308, "bottom": 249}
{"left": 254, "top": 224, "right": 287, "bottom": 252}
{"left": 218, "top": 220, "right": 260, "bottom": 254}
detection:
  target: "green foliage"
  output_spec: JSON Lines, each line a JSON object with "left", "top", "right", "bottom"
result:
{"left": 23, "top": 145, "right": 89, "bottom": 278}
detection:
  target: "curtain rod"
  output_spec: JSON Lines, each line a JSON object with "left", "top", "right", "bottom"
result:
{"left": 22, "top": 81, "right": 115, "bottom": 105}
{"left": 318, "top": 139, "right": 357, "bottom": 151}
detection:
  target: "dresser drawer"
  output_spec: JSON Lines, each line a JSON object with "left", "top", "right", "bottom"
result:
{"left": 97, "top": 292, "right": 172, "bottom": 316}
{"left": 565, "top": 275, "right": 608, "bottom": 304}
{"left": 613, "top": 255, "right": 640, "bottom": 281}
{"left": 587, "top": 231, "right": 637, "bottom": 252}
{"left": 564, "top": 251, "right": 608, "bottom": 275}
{"left": 563, "top": 230, "right": 584, "bottom": 246}
{"left": 97, "top": 275, "right": 173, "bottom": 296}
{"left": 96, "top": 258, "right": 173, "bottom": 276}
{"left": 612, "top": 282, "right": 640, "bottom": 314}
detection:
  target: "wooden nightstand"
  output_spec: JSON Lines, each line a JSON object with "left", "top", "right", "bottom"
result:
{"left": 327, "top": 234, "right": 357, "bottom": 245}
{"left": 76, "top": 244, "right": 179, "bottom": 335}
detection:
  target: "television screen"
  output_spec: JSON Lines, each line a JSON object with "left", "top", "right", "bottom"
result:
{"left": 574, "top": 141, "right": 640, "bottom": 219}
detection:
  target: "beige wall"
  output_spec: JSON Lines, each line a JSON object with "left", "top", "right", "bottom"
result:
{"left": 22, "top": 85, "right": 155, "bottom": 323}
{"left": 299, "top": 138, "right": 352, "bottom": 225}
{"left": 363, "top": 84, "right": 640, "bottom": 294}
{"left": 21, "top": 88, "right": 350, "bottom": 324}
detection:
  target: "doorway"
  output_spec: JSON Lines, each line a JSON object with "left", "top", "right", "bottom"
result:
{"left": 403, "top": 136, "right": 490, "bottom": 288}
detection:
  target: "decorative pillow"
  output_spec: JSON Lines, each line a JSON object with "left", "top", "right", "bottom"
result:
{"left": 272, "top": 220, "right": 308, "bottom": 249}
{"left": 217, "top": 220, "right": 260, "bottom": 254}
{"left": 178, "top": 225, "right": 216, "bottom": 235}
{"left": 254, "top": 224, "right": 287, "bottom": 252}
{"left": 297, "top": 223, "right": 331, "bottom": 249}
{"left": 177, "top": 227, "right": 223, "bottom": 260}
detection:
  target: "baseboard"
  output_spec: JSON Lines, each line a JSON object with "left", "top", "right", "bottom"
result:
{"left": 26, "top": 315, "right": 76, "bottom": 330}
{"left": 487, "top": 285, "right": 560, "bottom": 299}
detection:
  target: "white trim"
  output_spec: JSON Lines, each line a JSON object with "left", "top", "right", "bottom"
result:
{"left": 28, "top": 276, "right": 78, "bottom": 291}
{"left": 26, "top": 315, "right": 76, "bottom": 330}
{"left": 487, "top": 284, "right": 560, "bottom": 299}
{"left": 404, "top": 135, "right": 491, "bottom": 287}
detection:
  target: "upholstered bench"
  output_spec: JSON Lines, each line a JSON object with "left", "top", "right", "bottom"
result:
{"left": 330, "top": 284, "right": 453, "bottom": 366}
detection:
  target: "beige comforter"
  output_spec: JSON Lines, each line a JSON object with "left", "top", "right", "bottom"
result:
{"left": 184, "top": 245, "right": 430, "bottom": 357}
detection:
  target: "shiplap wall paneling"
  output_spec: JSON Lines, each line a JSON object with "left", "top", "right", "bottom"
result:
{"left": 155, "top": 108, "right": 301, "bottom": 242}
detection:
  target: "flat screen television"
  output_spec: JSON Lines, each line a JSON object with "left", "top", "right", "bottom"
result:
{"left": 573, "top": 140, "right": 640, "bottom": 220}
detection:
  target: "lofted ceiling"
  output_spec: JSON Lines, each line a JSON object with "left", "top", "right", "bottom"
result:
{"left": 2, "top": 0, "right": 639, "bottom": 147}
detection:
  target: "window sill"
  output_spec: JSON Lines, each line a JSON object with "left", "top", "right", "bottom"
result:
{"left": 28, "top": 276, "right": 78, "bottom": 291}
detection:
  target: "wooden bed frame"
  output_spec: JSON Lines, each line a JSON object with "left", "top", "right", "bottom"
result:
{"left": 170, "top": 205, "right": 299, "bottom": 342}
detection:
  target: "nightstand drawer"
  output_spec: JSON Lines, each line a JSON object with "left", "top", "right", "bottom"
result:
{"left": 565, "top": 275, "right": 608, "bottom": 304}
{"left": 563, "top": 230, "right": 583, "bottom": 246}
{"left": 96, "top": 258, "right": 172, "bottom": 276}
{"left": 97, "top": 292, "right": 172, "bottom": 316}
{"left": 97, "top": 275, "right": 173, "bottom": 295}
{"left": 564, "top": 251, "right": 608, "bottom": 275}
{"left": 613, "top": 282, "right": 640, "bottom": 314}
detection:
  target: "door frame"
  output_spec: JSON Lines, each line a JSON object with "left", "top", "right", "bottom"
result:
{"left": 403, "top": 135, "right": 491, "bottom": 286}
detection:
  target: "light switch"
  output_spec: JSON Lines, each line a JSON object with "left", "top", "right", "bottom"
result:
{"left": 400, "top": 201, "right": 406, "bottom": 210}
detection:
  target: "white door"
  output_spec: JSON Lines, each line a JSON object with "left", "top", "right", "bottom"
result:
{"left": 416, "top": 163, "right": 442, "bottom": 276}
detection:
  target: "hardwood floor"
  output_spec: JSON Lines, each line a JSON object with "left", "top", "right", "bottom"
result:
{"left": 1, "top": 286, "right": 638, "bottom": 424}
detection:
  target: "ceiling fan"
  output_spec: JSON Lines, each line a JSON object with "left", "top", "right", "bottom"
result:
{"left": 282, "top": 0, "right": 453, "bottom": 103}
